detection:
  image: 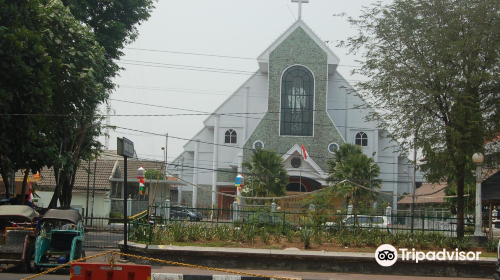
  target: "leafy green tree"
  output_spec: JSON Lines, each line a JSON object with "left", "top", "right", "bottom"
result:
{"left": 0, "top": 0, "right": 155, "bottom": 207}
{"left": 242, "top": 149, "right": 289, "bottom": 203}
{"left": 45, "top": 0, "right": 154, "bottom": 208}
{"left": 338, "top": 0, "right": 500, "bottom": 237}
{"left": 327, "top": 144, "right": 380, "bottom": 221}
{"left": 0, "top": 0, "right": 63, "bottom": 201}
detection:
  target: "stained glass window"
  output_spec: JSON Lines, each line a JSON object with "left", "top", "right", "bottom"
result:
{"left": 280, "top": 66, "right": 314, "bottom": 136}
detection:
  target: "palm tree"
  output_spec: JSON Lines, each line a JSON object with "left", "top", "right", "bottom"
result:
{"left": 242, "top": 149, "right": 289, "bottom": 204}
{"left": 327, "top": 144, "right": 381, "bottom": 225}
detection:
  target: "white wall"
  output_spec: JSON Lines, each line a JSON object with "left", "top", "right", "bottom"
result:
{"left": 36, "top": 191, "right": 110, "bottom": 217}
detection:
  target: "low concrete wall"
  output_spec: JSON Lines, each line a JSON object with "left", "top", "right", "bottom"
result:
{"left": 121, "top": 242, "right": 496, "bottom": 278}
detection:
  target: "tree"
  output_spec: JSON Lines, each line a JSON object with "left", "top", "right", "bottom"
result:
{"left": 0, "top": 0, "right": 70, "bottom": 201}
{"left": 327, "top": 144, "right": 380, "bottom": 222}
{"left": 0, "top": 0, "right": 155, "bottom": 207}
{"left": 242, "top": 149, "right": 289, "bottom": 203}
{"left": 44, "top": 0, "right": 155, "bottom": 208}
{"left": 339, "top": 0, "right": 500, "bottom": 237}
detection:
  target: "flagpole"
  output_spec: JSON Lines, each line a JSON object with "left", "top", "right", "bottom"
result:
{"left": 300, "top": 145, "right": 303, "bottom": 193}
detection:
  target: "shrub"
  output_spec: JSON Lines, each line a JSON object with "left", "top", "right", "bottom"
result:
{"left": 259, "top": 228, "right": 271, "bottom": 244}
{"left": 170, "top": 222, "right": 186, "bottom": 242}
{"left": 486, "top": 239, "right": 499, "bottom": 252}
{"left": 231, "top": 227, "right": 243, "bottom": 242}
{"left": 243, "top": 225, "right": 257, "bottom": 243}
{"left": 300, "top": 228, "right": 313, "bottom": 249}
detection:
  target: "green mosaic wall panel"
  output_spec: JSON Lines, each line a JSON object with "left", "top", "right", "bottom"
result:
{"left": 217, "top": 168, "right": 237, "bottom": 183}
{"left": 243, "top": 27, "right": 344, "bottom": 172}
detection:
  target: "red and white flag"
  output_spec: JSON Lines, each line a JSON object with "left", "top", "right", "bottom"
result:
{"left": 301, "top": 144, "right": 307, "bottom": 159}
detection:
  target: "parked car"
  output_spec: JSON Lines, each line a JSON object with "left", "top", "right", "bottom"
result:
{"left": 0, "top": 205, "right": 39, "bottom": 272}
{"left": 170, "top": 208, "right": 202, "bottom": 221}
{"left": 34, "top": 209, "right": 85, "bottom": 272}
{"left": 324, "top": 215, "right": 391, "bottom": 230}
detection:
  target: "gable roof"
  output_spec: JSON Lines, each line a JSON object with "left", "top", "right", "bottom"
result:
{"left": 257, "top": 19, "right": 340, "bottom": 74}
{"left": 37, "top": 160, "right": 117, "bottom": 194}
{"left": 397, "top": 182, "right": 447, "bottom": 205}
{"left": 282, "top": 144, "right": 328, "bottom": 181}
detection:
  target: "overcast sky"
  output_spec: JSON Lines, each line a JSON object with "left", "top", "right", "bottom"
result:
{"left": 98, "top": 0, "right": 389, "bottom": 163}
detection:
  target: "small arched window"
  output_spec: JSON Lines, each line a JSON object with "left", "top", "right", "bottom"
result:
{"left": 355, "top": 132, "right": 368, "bottom": 146}
{"left": 224, "top": 129, "right": 237, "bottom": 144}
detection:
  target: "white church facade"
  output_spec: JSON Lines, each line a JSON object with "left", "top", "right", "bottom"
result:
{"left": 170, "top": 17, "right": 423, "bottom": 211}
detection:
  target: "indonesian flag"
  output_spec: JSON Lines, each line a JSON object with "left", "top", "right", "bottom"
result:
{"left": 301, "top": 144, "right": 307, "bottom": 159}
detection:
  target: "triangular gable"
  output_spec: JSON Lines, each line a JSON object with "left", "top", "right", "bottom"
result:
{"left": 257, "top": 19, "right": 340, "bottom": 74}
{"left": 282, "top": 144, "right": 328, "bottom": 180}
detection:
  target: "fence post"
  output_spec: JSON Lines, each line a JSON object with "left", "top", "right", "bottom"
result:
{"left": 232, "top": 199, "right": 238, "bottom": 221}
{"left": 271, "top": 200, "right": 276, "bottom": 223}
{"left": 165, "top": 198, "right": 171, "bottom": 225}
{"left": 385, "top": 204, "right": 392, "bottom": 232}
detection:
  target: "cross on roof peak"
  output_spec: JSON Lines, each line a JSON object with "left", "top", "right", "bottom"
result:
{"left": 292, "top": 0, "right": 309, "bottom": 20}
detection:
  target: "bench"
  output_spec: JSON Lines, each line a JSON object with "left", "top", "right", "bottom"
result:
{"left": 0, "top": 230, "right": 31, "bottom": 253}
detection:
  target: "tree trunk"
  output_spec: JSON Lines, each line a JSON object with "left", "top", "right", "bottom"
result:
{"left": 20, "top": 167, "right": 29, "bottom": 206}
{"left": 1, "top": 172, "right": 11, "bottom": 199}
{"left": 49, "top": 168, "right": 61, "bottom": 208}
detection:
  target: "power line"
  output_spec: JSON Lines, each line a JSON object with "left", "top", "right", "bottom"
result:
{"left": 124, "top": 47, "right": 362, "bottom": 68}
{"left": 117, "top": 60, "right": 366, "bottom": 82}
{"left": 112, "top": 126, "right": 408, "bottom": 168}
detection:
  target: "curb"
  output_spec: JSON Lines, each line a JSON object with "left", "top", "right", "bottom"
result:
{"left": 151, "top": 274, "right": 297, "bottom": 280}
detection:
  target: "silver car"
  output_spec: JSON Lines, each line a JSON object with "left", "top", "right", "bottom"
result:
{"left": 324, "top": 215, "right": 391, "bottom": 230}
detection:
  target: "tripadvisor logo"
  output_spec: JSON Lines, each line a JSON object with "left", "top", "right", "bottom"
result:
{"left": 375, "top": 244, "right": 482, "bottom": 267}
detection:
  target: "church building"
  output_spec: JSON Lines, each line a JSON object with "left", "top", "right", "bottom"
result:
{"left": 170, "top": 6, "right": 421, "bottom": 211}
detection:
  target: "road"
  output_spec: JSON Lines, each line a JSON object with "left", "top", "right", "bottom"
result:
{"left": 0, "top": 250, "right": 491, "bottom": 280}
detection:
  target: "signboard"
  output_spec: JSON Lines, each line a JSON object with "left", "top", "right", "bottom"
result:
{"left": 70, "top": 262, "right": 151, "bottom": 279}
{"left": 117, "top": 137, "right": 134, "bottom": 158}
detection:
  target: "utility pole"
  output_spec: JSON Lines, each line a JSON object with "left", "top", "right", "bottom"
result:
{"left": 91, "top": 158, "right": 97, "bottom": 226}
{"left": 85, "top": 161, "right": 90, "bottom": 225}
{"left": 411, "top": 127, "right": 418, "bottom": 235}
{"left": 165, "top": 134, "right": 169, "bottom": 199}
{"left": 105, "top": 103, "right": 111, "bottom": 150}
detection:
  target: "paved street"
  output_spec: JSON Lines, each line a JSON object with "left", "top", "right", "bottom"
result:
{"left": 0, "top": 250, "right": 491, "bottom": 280}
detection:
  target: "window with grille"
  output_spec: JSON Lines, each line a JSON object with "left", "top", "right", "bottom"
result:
{"left": 280, "top": 66, "right": 314, "bottom": 136}
{"left": 355, "top": 132, "right": 368, "bottom": 146}
{"left": 224, "top": 129, "right": 237, "bottom": 144}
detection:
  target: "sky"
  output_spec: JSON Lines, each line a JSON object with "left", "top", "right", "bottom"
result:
{"left": 98, "top": 0, "right": 389, "bottom": 163}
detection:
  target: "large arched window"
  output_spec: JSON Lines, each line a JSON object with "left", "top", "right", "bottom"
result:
{"left": 355, "top": 132, "right": 368, "bottom": 146}
{"left": 224, "top": 129, "right": 237, "bottom": 144}
{"left": 280, "top": 66, "right": 314, "bottom": 136}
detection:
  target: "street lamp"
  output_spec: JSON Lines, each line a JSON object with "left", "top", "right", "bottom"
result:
{"left": 472, "top": 153, "right": 484, "bottom": 237}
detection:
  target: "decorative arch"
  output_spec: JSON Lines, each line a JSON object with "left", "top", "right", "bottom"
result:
{"left": 286, "top": 182, "right": 307, "bottom": 192}
{"left": 280, "top": 65, "right": 314, "bottom": 136}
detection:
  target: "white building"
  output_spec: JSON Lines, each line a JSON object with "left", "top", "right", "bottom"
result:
{"left": 171, "top": 16, "right": 423, "bottom": 211}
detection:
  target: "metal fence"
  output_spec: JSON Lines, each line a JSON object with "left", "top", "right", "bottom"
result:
{"left": 83, "top": 205, "right": 485, "bottom": 247}
{"left": 125, "top": 205, "right": 482, "bottom": 244}
{"left": 83, "top": 217, "right": 125, "bottom": 248}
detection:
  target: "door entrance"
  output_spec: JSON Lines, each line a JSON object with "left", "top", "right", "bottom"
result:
{"left": 218, "top": 187, "right": 236, "bottom": 220}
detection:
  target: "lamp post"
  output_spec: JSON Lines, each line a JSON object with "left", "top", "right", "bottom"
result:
{"left": 472, "top": 153, "right": 484, "bottom": 237}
